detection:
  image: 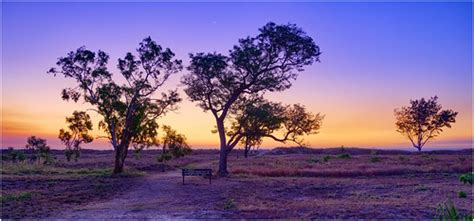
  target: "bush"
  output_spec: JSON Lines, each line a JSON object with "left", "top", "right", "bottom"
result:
{"left": 7, "top": 147, "right": 27, "bottom": 162}
{"left": 17, "top": 151, "right": 26, "bottom": 161}
{"left": 323, "top": 155, "right": 332, "bottom": 162}
{"left": 458, "top": 191, "right": 467, "bottom": 198}
{"left": 398, "top": 156, "right": 409, "bottom": 162}
{"left": 370, "top": 157, "right": 382, "bottom": 163}
{"left": 337, "top": 153, "right": 351, "bottom": 159}
{"left": 1, "top": 192, "right": 32, "bottom": 203}
{"left": 434, "top": 200, "right": 472, "bottom": 220}
{"left": 223, "top": 198, "right": 235, "bottom": 209}
{"left": 156, "top": 152, "right": 173, "bottom": 162}
{"left": 307, "top": 157, "right": 319, "bottom": 164}
{"left": 459, "top": 173, "right": 473, "bottom": 185}
{"left": 65, "top": 148, "right": 80, "bottom": 162}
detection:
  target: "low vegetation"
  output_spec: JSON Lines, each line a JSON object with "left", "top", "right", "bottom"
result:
{"left": 1, "top": 148, "right": 472, "bottom": 219}
{"left": 1, "top": 192, "right": 32, "bottom": 203}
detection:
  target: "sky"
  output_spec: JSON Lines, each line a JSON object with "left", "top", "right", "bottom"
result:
{"left": 1, "top": 2, "right": 472, "bottom": 150}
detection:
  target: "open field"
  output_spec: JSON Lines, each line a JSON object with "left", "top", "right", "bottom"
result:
{"left": 1, "top": 147, "right": 473, "bottom": 219}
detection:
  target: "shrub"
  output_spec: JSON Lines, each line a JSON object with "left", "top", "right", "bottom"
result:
{"left": 370, "top": 156, "right": 382, "bottom": 163}
{"left": 42, "top": 152, "right": 55, "bottom": 165}
{"left": 337, "top": 153, "right": 351, "bottom": 159}
{"left": 398, "top": 156, "right": 409, "bottom": 162}
{"left": 65, "top": 148, "right": 80, "bottom": 162}
{"left": 323, "top": 155, "right": 332, "bottom": 162}
{"left": 459, "top": 173, "right": 473, "bottom": 185}
{"left": 435, "top": 200, "right": 459, "bottom": 220}
{"left": 223, "top": 198, "right": 235, "bottom": 210}
{"left": 1, "top": 192, "right": 32, "bottom": 203}
{"left": 307, "top": 157, "right": 319, "bottom": 164}
{"left": 133, "top": 147, "right": 143, "bottom": 160}
{"left": 458, "top": 191, "right": 467, "bottom": 198}
{"left": 156, "top": 152, "right": 173, "bottom": 162}
{"left": 7, "top": 147, "right": 26, "bottom": 162}
{"left": 416, "top": 184, "right": 429, "bottom": 192}
{"left": 434, "top": 200, "right": 472, "bottom": 220}
{"left": 17, "top": 151, "right": 26, "bottom": 161}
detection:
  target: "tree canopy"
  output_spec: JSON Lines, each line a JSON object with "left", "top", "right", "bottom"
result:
{"left": 59, "top": 111, "right": 94, "bottom": 161}
{"left": 394, "top": 96, "right": 457, "bottom": 151}
{"left": 49, "top": 37, "right": 182, "bottom": 173}
{"left": 182, "top": 22, "right": 322, "bottom": 176}
{"left": 25, "top": 136, "right": 50, "bottom": 164}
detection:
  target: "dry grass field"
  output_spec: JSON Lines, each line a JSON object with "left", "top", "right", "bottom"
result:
{"left": 1, "top": 147, "right": 472, "bottom": 219}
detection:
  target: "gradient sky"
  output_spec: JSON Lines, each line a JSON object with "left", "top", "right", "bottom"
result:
{"left": 1, "top": 2, "right": 472, "bottom": 150}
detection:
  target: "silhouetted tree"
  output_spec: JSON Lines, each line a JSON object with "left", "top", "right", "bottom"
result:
{"left": 49, "top": 37, "right": 182, "bottom": 173}
{"left": 394, "top": 96, "right": 457, "bottom": 151}
{"left": 25, "top": 136, "right": 50, "bottom": 164}
{"left": 161, "top": 125, "right": 191, "bottom": 157}
{"left": 229, "top": 97, "right": 323, "bottom": 158}
{"left": 157, "top": 125, "right": 191, "bottom": 171}
{"left": 182, "top": 22, "right": 321, "bottom": 176}
{"left": 59, "top": 111, "right": 94, "bottom": 162}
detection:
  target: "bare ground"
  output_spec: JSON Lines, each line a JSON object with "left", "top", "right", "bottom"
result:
{"left": 55, "top": 172, "right": 472, "bottom": 219}
{"left": 2, "top": 148, "right": 473, "bottom": 219}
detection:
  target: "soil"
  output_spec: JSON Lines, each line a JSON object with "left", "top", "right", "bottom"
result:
{"left": 1, "top": 148, "right": 473, "bottom": 219}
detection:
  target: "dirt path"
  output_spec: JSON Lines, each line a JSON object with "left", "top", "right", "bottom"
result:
{"left": 54, "top": 170, "right": 233, "bottom": 219}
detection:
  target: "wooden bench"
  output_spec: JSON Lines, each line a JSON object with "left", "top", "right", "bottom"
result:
{"left": 182, "top": 168, "right": 212, "bottom": 185}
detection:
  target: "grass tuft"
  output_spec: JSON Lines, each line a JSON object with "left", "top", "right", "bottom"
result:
{"left": 1, "top": 192, "right": 32, "bottom": 203}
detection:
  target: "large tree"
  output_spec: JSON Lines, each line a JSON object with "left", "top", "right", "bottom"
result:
{"left": 394, "top": 96, "right": 457, "bottom": 151}
{"left": 49, "top": 37, "right": 182, "bottom": 173}
{"left": 182, "top": 22, "right": 321, "bottom": 176}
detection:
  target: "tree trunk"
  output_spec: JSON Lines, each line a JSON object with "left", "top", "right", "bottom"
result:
{"left": 113, "top": 146, "right": 126, "bottom": 174}
{"left": 216, "top": 118, "right": 229, "bottom": 176}
{"left": 244, "top": 147, "right": 249, "bottom": 158}
{"left": 218, "top": 148, "right": 228, "bottom": 176}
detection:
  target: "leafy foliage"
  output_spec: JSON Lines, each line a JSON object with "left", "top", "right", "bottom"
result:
{"left": 25, "top": 136, "right": 50, "bottom": 164}
{"left": 458, "top": 191, "right": 467, "bottom": 198}
{"left": 394, "top": 96, "right": 457, "bottom": 151}
{"left": 161, "top": 125, "right": 191, "bottom": 158}
{"left": 229, "top": 97, "right": 323, "bottom": 157}
{"left": 156, "top": 125, "right": 191, "bottom": 166}
{"left": 59, "top": 111, "right": 93, "bottom": 162}
{"left": 370, "top": 156, "right": 382, "bottom": 163}
{"left": 49, "top": 37, "right": 182, "bottom": 173}
{"left": 459, "top": 173, "right": 472, "bottom": 185}
{"left": 7, "top": 147, "right": 26, "bottom": 162}
{"left": 182, "top": 22, "right": 321, "bottom": 175}
{"left": 337, "top": 153, "right": 351, "bottom": 159}
{"left": 434, "top": 200, "right": 472, "bottom": 221}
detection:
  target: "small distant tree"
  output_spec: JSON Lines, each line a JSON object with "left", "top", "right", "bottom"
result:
{"left": 49, "top": 37, "right": 182, "bottom": 173}
{"left": 25, "top": 136, "right": 50, "bottom": 164}
{"left": 394, "top": 96, "right": 457, "bottom": 151}
{"left": 157, "top": 125, "right": 191, "bottom": 171}
{"left": 182, "top": 22, "right": 321, "bottom": 176}
{"left": 59, "top": 111, "right": 94, "bottom": 162}
{"left": 161, "top": 125, "right": 192, "bottom": 157}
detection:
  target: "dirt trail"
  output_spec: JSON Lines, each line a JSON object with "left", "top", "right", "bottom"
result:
{"left": 54, "top": 170, "right": 231, "bottom": 219}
